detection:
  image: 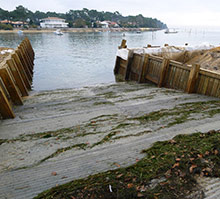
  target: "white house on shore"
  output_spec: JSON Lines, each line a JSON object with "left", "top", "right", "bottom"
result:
{"left": 99, "top": 21, "right": 109, "bottom": 28}
{"left": 40, "top": 17, "right": 68, "bottom": 28}
{"left": 96, "top": 21, "right": 119, "bottom": 28}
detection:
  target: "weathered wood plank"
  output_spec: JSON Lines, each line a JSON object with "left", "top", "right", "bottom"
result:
{"left": 186, "top": 64, "right": 200, "bottom": 93}
{"left": 211, "top": 79, "right": 220, "bottom": 97}
{"left": 200, "top": 69, "right": 220, "bottom": 80}
{"left": 167, "top": 65, "right": 175, "bottom": 88}
{"left": 114, "top": 56, "right": 121, "bottom": 75}
{"left": 0, "top": 85, "right": 15, "bottom": 119}
{"left": 11, "top": 52, "right": 31, "bottom": 90}
{"left": 145, "top": 74, "right": 159, "bottom": 84}
{"left": 197, "top": 74, "right": 205, "bottom": 94}
{"left": 18, "top": 45, "right": 33, "bottom": 74}
{"left": 20, "top": 43, "right": 34, "bottom": 69}
{"left": 0, "top": 66, "right": 23, "bottom": 105}
{"left": 25, "top": 37, "right": 35, "bottom": 58}
{"left": 15, "top": 49, "right": 32, "bottom": 82}
{"left": 149, "top": 54, "right": 163, "bottom": 62}
{"left": 158, "top": 58, "right": 170, "bottom": 87}
{"left": 138, "top": 54, "right": 150, "bottom": 83}
{"left": 202, "top": 76, "right": 209, "bottom": 95}
{"left": 21, "top": 41, "right": 34, "bottom": 63}
{"left": 124, "top": 50, "right": 134, "bottom": 80}
{"left": 6, "top": 58, "right": 29, "bottom": 97}
{"left": 205, "top": 77, "right": 212, "bottom": 96}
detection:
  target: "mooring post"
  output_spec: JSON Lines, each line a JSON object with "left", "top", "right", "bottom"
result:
{"left": 158, "top": 58, "right": 170, "bottom": 87}
{"left": 138, "top": 54, "right": 149, "bottom": 83}
{"left": 124, "top": 49, "right": 134, "bottom": 81}
{"left": 119, "top": 39, "right": 127, "bottom": 49}
{"left": 185, "top": 64, "right": 200, "bottom": 93}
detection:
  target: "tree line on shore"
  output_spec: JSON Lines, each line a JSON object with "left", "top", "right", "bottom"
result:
{"left": 0, "top": 5, "right": 167, "bottom": 30}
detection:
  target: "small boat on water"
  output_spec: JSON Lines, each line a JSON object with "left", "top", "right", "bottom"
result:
{"left": 136, "top": 30, "right": 141, "bottom": 34}
{"left": 164, "top": 29, "right": 178, "bottom": 34}
{"left": 17, "top": 30, "right": 23, "bottom": 35}
{"left": 54, "top": 29, "right": 63, "bottom": 35}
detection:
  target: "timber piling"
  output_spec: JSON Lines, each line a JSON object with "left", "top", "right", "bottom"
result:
{"left": 0, "top": 38, "right": 34, "bottom": 119}
{"left": 114, "top": 40, "right": 220, "bottom": 98}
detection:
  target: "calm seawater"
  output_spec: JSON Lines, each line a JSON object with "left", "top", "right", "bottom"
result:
{"left": 0, "top": 29, "right": 220, "bottom": 91}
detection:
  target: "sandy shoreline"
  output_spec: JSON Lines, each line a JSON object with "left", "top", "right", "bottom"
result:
{"left": 0, "top": 27, "right": 161, "bottom": 33}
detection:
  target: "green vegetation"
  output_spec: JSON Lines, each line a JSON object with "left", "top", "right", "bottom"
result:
{"left": 0, "top": 23, "right": 13, "bottom": 30}
{"left": 17, "top": 143, "right": 88, "bottom": 170}
{"left": 134, "top": 100, "right": 220, "bottom": 127}
{"left": 93, "top": 101, "right": 114, "bottom": 106}
{"left": 34, "top": 130, "right": 220, "bottom": 199}
{"left": 3, "top": 100, "right": 219, "bottom": 172}
{"left": 0, "top": 139, "right": 6, "bottom": 145}
{"left": 0, "top": 6, "right": 167, "bottom": 29}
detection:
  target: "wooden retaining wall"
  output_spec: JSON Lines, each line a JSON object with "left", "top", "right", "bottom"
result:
{"left": 0, "top": 38, "right": 34, "bottom": 119}
{"left": 114, "top": 46, "right": 220, "bottom": 98}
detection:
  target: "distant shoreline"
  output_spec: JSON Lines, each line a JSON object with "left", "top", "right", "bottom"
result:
{"left": 0, "top": 27, "right": 162, "bottom": 33}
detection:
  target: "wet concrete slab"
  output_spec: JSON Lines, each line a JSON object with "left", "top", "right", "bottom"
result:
{"left": 0, "top": 82, "right": 219, "bottom": 198}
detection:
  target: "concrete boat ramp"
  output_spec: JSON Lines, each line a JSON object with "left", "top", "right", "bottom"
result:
{"left": 0, "top": 82, "right": 220, "bottom": 198}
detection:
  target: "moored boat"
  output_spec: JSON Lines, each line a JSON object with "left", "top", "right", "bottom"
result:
{"left": 54, "top": 29, "right": 63, "bottom": 35}
{"left": 17, "top": 30, "right": 23, "bottom": 35}
{"left": 164, "top": 29, "right": 178, "bottom": 34}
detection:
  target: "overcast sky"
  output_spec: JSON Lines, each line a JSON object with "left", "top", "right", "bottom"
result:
{"left": 1, "top": 0, "right": 220, "bottom": 27}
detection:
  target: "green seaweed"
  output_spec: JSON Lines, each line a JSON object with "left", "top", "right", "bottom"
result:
{"left": 134, "top": 100, "right": 220, "bottom": 127}
{"left": 93, "top": 101, "right": 115, "bottom": 106}
{"left": 0, "top": 139, "right": 7, "bottom": 145}
{"left": 34, "top": 130, "right": 220, "bottom": 199}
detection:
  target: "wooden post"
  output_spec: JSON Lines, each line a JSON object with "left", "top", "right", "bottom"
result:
{"left": 15, "top": 49, "right": 33, "bottom": 82}
{"left": 18, "top": 45, "right": 33, "bottom": 73}
{"left": 21, "top": 40, "right": 32, "bottom": 58}
{"left": 119, "top": 39, "right": 127, "bottom": 49}
{"left": 6, "top": 58, "right": 29, "bottom": 96}
{"left": 185, "top": 64, "right": 200, "bottom": 93}
{"left": 114, "top": 56, "right": 121, "bottom": 75}
{"left": 21, "top": 42, "right": 34, "bottom": 64}
{"left": 11, "top": 52, "right": 31, "bottom": 90}
{"left": 0, "top": 85, "right": 15, "bottom": 119}
{"left": 24, "top": 37, "right": 35, "bottom": 57}
{"left": 124, "top": 50, "right": 134, "bottom": 81}
{"left": 138, "top": 54, "right": 149, "bottom": 83}
{"left": 158, "top": 58, "right": 170, "bottom": 87}
{"left": 0, "top": 66, "right": 23, "bottom": 105}
{"left": 20, "top": 43, "right": 34, "bottom": 67}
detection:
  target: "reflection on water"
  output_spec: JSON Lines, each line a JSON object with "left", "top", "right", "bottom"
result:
{"left": 0, "top": 29, "right": 220, "bottom": 91}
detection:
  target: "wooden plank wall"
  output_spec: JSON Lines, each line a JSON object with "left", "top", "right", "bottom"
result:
{"left": 114, "top": 49, "right": 220, "bottom": 98}
{"left": 0, "top": 38, "right": 34, "bottom": 119}
{"left": 164, "top": 61, "right": 191, "bottom": 91}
